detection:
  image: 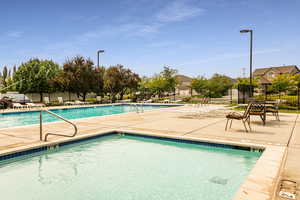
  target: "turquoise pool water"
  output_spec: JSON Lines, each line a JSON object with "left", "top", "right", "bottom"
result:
{"left": 0, "top": 134, "right": 261, "bottom": 200}
{"left": 0, "top": 104, "right": 171, "bottom": 129}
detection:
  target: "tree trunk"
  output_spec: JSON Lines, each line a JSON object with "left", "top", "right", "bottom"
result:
{"left": 120, "top": 92, "right": 124, "bottom": 100}
{"left": 40, "top": 92, "right": 43, "bottom": 102}
{"left": 83, "top": 93, "right": 86, "bottom": 101}
{"left": 111, "top": 94, "right": 116, "bottom": 103}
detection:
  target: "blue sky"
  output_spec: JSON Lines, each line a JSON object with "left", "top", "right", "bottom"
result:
{"left": 1, "top": 0, "right": 300, "bottom": 78}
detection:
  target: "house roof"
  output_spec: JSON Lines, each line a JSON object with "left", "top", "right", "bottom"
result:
{"left": 259, "top": 76, "right": 271, "bottom": 84}
{"left": 253, "top": 65, "right": 300, "bottom": 76}
{"left": 176, "top": 74, "right": 192, "bottom": 82}
{"left": 176, "top": 75, "right": 192, "bottom": 90}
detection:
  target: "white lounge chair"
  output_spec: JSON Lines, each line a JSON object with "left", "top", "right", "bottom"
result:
{"left": 64, "top": 101, "right": 75, "bottom": 105}
{"left": 12, "top": 103, "right": 26, "bottom": 109}
{"left": 57, "top": 97, "right": 64, "bottom": 104}
{"left": 75, "top": 100, "right": 85, "bottom": 105}
{"left": 26, "top": 102, "right": 44, "bottom": 108}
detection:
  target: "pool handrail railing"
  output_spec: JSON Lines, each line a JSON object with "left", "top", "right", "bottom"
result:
{"left": 40, "top": 109, "right": 78, "bottom": 141}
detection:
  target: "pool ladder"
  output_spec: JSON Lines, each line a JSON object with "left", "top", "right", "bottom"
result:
{"left": 39, "top": 109, "right": 78, "bottom": 142}
{"left": 132, "top": 104, "right": 144, "bottom": 113}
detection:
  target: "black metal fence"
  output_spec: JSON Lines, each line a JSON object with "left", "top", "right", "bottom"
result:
{"left": 237, "top": 84, "right": 300, "bottom": 110}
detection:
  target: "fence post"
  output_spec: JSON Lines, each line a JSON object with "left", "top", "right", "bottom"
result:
{"left": 297, "top": 85, "right": 300, "bottom": 110}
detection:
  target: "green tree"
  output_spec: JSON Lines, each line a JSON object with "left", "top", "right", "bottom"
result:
{"left": 15, "top": 59, "right": 60, "bottom": 102}
{"left": 93, "top": 66, "right": 106, "bottom": 97}
{"left": 147, "top": 75, "right": 166, "bottom": 97}
{"left": 62, "top": 56, "right": 96, "bottom": 101}
{"left": 104, "top": 65, "right": 123, "bottom": 102}
{"left": 160, "top": 66, "right": 178, "bottom": 94}
{"left": 292, "top": 74, "right": 300, "bottom": 88}
{"left": 104, "top": 65, "right": 140, "bottom": 102}
{"left": 2, "top": 66, "right": 8, "bottom": 88}
{"left": 234, "top": 77, "right": 259, "bottom": 88}
{"left": 270, "top": 74, "right": 294, "bottom": 99}
{"left": 205, "top": 74, "right": 233, "bottom": 98}
{"left": 190, "top": 76, "right": 208, "bottom": 95}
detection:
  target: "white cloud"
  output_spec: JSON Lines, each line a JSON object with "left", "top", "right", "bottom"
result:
{"left": 7, "top": 31, "right": 23, "bottom": 38}
{"left": 77, "top": 23, "right": 162, "bottom": 42}
{"left": 156, "top": 0, "right": 205, "bottom": 22}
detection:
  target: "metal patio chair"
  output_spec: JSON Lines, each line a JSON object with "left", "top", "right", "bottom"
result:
{"left": 225, "top": 102, "right": 252, "bottom": 132}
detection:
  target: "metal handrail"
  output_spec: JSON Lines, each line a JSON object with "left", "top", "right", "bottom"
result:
{"left": 132, "top": 104, "right": 144, "bottom": 113}
{"left": 40, "top": 109, "right": 78, "bottom": 141}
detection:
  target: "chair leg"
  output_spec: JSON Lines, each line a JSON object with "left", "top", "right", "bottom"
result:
{"left": 225, "top": 119, "right": 229, "bottom": 131}
{"left": 247, "top": 118, "right": 251, "bottom": 132}
{"left": 230, "top": 119, "right": 233, "bottom": 128}
{"left": 243, "top": 121, "right": 248, "bottom": 132}
{"left": 260, "top": 115, "right": 266, "bottom": 125}
{"left": 276, "top": 112, "right": 280, "bottom": 121}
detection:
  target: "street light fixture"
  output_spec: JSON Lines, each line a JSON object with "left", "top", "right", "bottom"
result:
{"left": 240, "top": 29, "right": 253, "bottom": 96}
{"left": 97, "top": 50, "right": 105, "bottom": 68}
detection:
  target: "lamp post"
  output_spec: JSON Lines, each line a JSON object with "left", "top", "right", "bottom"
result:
{"left": 97, "top": 50, "right": 105, "bottom": 67}
{"left": 240, "top": 29, "right": 253, "bottom": 96}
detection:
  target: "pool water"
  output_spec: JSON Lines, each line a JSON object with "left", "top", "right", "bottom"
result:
{"left": 0, "top": 104, "right": 170, "bottom": 129}
{"left": 0, "top": 134, "right": 261, "bottom": 200}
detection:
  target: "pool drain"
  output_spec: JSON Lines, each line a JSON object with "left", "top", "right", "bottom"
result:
{"left": 209, "top": 176, "right": 228, "bottom": 185}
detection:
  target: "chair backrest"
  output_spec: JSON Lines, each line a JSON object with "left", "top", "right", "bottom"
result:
{"left": 58, "top": 97, "right": 63, "bottom": 103}
{"left": 44, "top": 97, "right": 50, "bottom": 104}
{"left": 243, "top": 102, "right": 253, "bottom": 118}
{"left": 275, "top": 99, "right": 281, "bottom": 109}
{"left": 250, "top": 100, "right": 265, "bottom": 113}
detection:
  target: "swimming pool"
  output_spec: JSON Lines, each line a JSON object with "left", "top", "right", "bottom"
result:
{"left": 0, "top": 133, "right": 261, "bottom": 200}
{"left": 0, "top": 104, "right": 174, "bottom": 129}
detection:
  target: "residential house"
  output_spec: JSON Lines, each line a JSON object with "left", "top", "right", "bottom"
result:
{"left": 253, "top": 65, "right": 300, "bottom": 85}
{"left": 175, "top": 75, "right": 199, "bottom": 96}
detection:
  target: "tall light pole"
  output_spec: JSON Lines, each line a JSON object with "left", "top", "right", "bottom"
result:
{"left": 240, "top": 29, "right": 253, "bottom": 96}
{"left": 97, "top": 50, "right": 105, "bottom": 67}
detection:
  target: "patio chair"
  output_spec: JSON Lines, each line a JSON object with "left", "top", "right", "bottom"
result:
{"left": 225, "top": 102, "right": 252, "bottom": 132}
{"left": 249, "top": 100, "right": 266, "bottom": 125}
{"left": 57, "top": 97, "right": 64, "bottom": 104}
{"left": 265, "top": 100, "right": 280, "bottom": 121}
{"left": 12, "top": 103, "right": 26, "bottom": 109}
{"left": 75, "top": 100, "right": 85, "bottom": 105}
{"left": 26, "top": 102, "right": 44, "bottom": 108}
{"left": 96, "top": 96, "right": 102, "bottom": 103}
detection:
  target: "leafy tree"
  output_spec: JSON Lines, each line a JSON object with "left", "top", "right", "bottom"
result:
{"left": 160, "top": 66, "right": 178, "bottom": 94}
{"left": 205, "top": 74, "right": 233, "bottom": 98}
{"left": 292, "top": 74, "right": 300, "bottom": 88}
{"left": 140, "top": 67, "right": 178, "bottom": 98}
{"left": 190, "top": 76, "right": 208, "bottom": 95}
{"left": 62, "top": 56, "right": 96, "bottom": 101}
{"left": 2, "top": 66, "right": 8, "bottom": 88}
{"left": 138, "top": 77, "right": 152, "bottom": 99}
{"left": 147, "top": 74, "right": 166, "bottom": 97}
{"left": 234, "top": 77, "right": 259, "bottom": 88}
{"left": 104, "top": 65, "right": 122, "bottom": 102}
{"left": 269, "top": 74, "right": 294, "bottom": 99}
{"left": 14, "top": 59, "right": 60, "bottom": 101}
{"left": 93, "top": 66, "right": 106, "bottom": 97}
{"left": 104, "top": 65, "right": 140, "bottom": 102}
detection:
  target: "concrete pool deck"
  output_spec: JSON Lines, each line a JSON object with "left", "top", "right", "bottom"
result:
{"left": 0, "top": 104, "right": 299, "bottom": 200}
